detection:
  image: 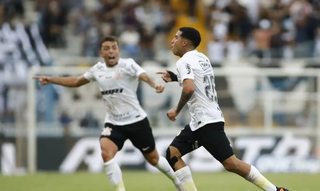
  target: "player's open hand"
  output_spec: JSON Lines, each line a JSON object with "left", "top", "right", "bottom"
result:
{"left": 33, "top": 76, "right": 52, "bottom": 86}
{"left": 155, "top": 84, "right": 164, "bottom": 93}
{"left": 156, "top": 70, "right": 172, "bottom": 83}
{"left": 167, "top": 108, "right": 179, "bottom": 121}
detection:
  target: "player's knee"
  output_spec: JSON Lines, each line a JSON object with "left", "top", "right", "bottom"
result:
{"left": 101, "top": 150, "right": 115, "bottom": 162}
{"left": 223, "top": 157, "right": 241, "bottom": 173}
{"left": 147, "top": 155, "right": 159, "bottom": 166}
{"left": 165, "top": 146, "right": 180, "bottom": 169}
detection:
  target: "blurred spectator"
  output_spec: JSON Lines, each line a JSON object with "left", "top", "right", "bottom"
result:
{"left": 74, "top": 9, "right": 96, "bottom": 36}
{"left": 251, "top": 19, "right": 273, "bottom": 61}
{"left": 59, "top": 111, "right": 72, "bottom": 136}
{"left": 80, "top": 111, "right": 99, "bottom": 129}
{"left": 97, "top": 0, "right": 122, "bottom": 24}
{"left": 123, "top": 2, "right": 140, "bottom": 27}
{"left": 207, "top": 35, "right": 225, "bottom": 66}
{"left": 119, "top": 25, "right": 140, "bottom": 58}
{"left": 225, "top": 0, "right": 251, "bottom": 43}
{"left": 38, "top": 0, "right": 67, "bottom": 48}
{"left": 82, "top": 20, "right": 103, "bottom": 57}
{"left": 139, "top": 27, "right": 155, "bottom": 59}
{"left": 187, "top": 0, "right": 197, "bottom": 17}
{"left": 1, "top": 0, "right": 24, "bottom": 20}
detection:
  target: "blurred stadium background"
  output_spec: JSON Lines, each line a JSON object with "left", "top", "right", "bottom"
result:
{"left": 1, "top": 0, "right": 320, "bottom": 190}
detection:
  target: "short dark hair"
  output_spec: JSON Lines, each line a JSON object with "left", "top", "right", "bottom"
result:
{"left": 179, "top": 27, "right": 201, "bottom": 48}
{"left": 100, "top": 36, "right": 119, "bottom": 47}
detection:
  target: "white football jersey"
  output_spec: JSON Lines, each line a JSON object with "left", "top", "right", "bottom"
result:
{"left": 176, "top": 50, "right": 224, "bottom": 131}
{"left": 84, "top": 58, "right": 147, "bottom": 125}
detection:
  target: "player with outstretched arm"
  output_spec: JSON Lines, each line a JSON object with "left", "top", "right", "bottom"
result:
{"left": 33, "top": 36, "right": 184, "bottom": 191}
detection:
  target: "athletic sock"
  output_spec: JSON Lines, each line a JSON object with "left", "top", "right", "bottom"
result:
{"left": 104, "top": 158, "right": 126, "bottom": 191}
{"left": 245, "top": 165, "right": 277, "bottom": 191}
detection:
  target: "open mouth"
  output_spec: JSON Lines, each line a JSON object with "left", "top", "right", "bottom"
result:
{"left": 109, "top": 56, "right": 116, "bottom": 61}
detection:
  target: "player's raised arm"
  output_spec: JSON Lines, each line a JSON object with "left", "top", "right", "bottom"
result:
{"left": 139, "top": 73, "right": 164, "bottom": 93}
{"left": 156, "top": 70, "right": 178, "bottom": 83}
{"left": 33, "top": 75, "right": 90, "bottom": 87}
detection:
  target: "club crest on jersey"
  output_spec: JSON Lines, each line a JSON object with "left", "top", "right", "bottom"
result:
{"left": 199, "top": 60, "right": 210, "bottom": 71}
{"left": 113, "top": 69, "right": 124, "bottom": 80}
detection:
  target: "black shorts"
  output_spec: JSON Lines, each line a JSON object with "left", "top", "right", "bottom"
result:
{"left": 100, "top": 118, "right": 155, "bottom": 154}
{"left": 170, "top": 122, "right": 234, "bottom": 163}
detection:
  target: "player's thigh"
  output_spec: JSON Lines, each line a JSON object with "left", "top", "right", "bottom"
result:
{"left": 100, "top": 123, "right": 127, "bottom": 152}
{"left": 195, "top": 122, "right": 234, "bottom": 163}
{"left": 127, "top": 118, "right": 156, "bottom": 154}
{"left": 169, "top": 124, "right": 200, "bottom": 157}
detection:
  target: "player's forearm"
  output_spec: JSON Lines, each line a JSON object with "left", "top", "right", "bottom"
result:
{"left": 50, "top": 77, "right": 80, "bottom": 87}
{"left": 145, "top": 76, "right": 157, "bottom": 89}
{"left": 176, "top": 90, "right": 193, "bottom": 113}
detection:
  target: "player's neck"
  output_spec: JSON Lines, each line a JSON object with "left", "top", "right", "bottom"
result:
{"left": 105, "top": 62, "right": 118, "bottom": 68}
{"left": 180, "top": 48, "right": 196, "bottom": 57}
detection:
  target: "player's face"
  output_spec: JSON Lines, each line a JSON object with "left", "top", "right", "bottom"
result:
{"left": 100, "top": 41, "right": 120, "bottom": 67}
{"left": 171, "top": 30, "right": 184, "bottom": 56}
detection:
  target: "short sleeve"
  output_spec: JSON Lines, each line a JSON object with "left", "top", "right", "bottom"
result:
{"left": 83, "top": 65, "right": 96, "bottom": 82}
{"left": 126, "top": 59, "right": 146, "bottom": 77}
{"left": 177, "top": 61, "right": 194, "bottom": 82}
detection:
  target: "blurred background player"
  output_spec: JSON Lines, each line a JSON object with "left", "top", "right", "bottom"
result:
{"left": 33, "top": 36, "right": 184, "bottom": 191}
{"left": 157, "top": 27, "right": 289, "bottom": 191}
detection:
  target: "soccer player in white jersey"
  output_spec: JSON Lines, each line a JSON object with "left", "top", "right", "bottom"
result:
{"left": 33, "top": 36, "right": 184, "bottom": 191}
{"left": 157, "top": 27, "right": 289, "bottom": 191}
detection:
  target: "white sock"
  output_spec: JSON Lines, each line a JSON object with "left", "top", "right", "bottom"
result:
{"left": 175, "top": 166, "right": 198, "bottom": 191}
{"left": 245, "top": 165, "right": 277, "bottom": 191}
{"left": 155, "top": 156, "right": 184, "bottom": 191}
{"left": 104, "top": 158, "right": 126, "bottom": 191}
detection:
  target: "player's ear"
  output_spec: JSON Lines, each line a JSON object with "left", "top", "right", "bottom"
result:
{"left": 182, "top": 40, "right": 187, "bottom": 46}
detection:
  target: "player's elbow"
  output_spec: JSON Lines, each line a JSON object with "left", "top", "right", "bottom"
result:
{"left": 74, "top": 77, "right": 88, "bottom": 87}
{"left": 73, "top": 79, "right": 82, "bottom": 87}
{"left": 139, "top": 73, "right": 149, "bottom": 82}
{"left": 73, "top": 83, "right": 81, "bottom": 87}
{"left": 183, "top": 86, "right": 194, "bottom": 94}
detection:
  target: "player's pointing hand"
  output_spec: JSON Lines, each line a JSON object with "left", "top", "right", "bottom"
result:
{"left": 156, "top": 70, "right": 172, "bottom": 83}
{"left": 33, "top": 76, "right": 52, "bottom": 86}
{"left": 155, "top": 84, "right": 165, "bottom": 93}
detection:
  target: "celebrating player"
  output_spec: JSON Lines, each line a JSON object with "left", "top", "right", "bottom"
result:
{"left": 33, "top": 36, "right": 184, "bottom": 191}
{"left": 157, "top": 27, "right": 289, "bottom": 191}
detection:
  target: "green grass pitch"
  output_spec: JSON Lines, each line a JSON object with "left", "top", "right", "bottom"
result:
{"left": 1, "top": 171, "right": 320, "bottom": 191}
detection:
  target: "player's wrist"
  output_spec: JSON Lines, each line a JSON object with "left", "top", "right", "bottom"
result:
{"left": 167, "top": 70, "right": 178, "bottom": 82}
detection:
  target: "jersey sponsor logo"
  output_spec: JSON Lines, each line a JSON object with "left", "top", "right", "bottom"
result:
{"left": 199, "top": 60, "right": 210, "bottom": 71}
{"left": 101, "top": 88, "right": 124, "bottom": 95}
{"left": 186, "top": 63, "right": 191, "bottom": 74}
